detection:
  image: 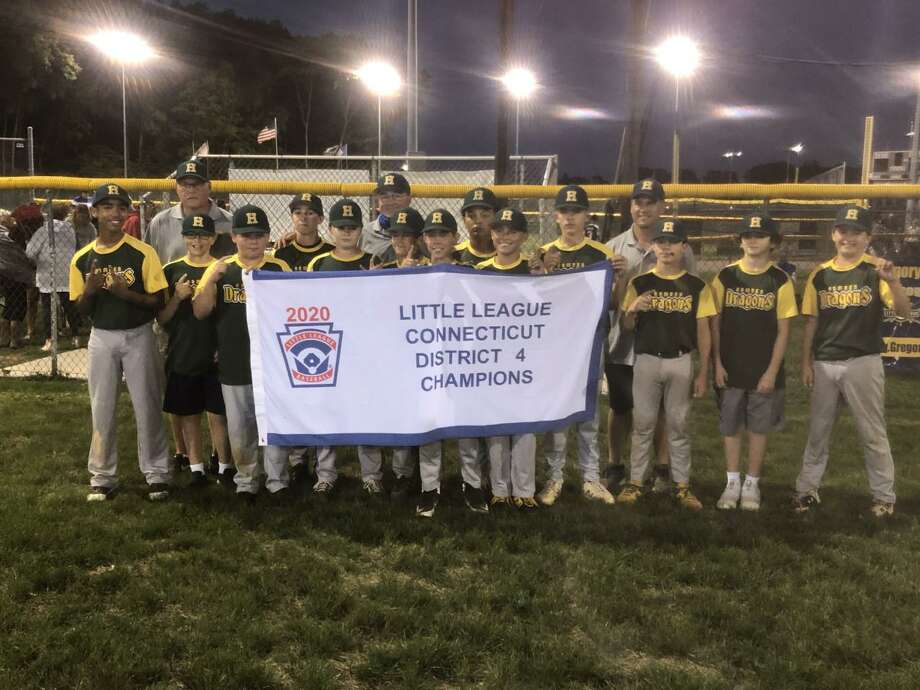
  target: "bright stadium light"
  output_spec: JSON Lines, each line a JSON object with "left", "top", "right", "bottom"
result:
{"left": 501, "top": 67, "right": 538, "bottom": 182}
{"left": 654, "top": 35, "right": 700, "bottom": 78}
{"left": 355, "top": 61, "right": 402, "bottom": 157}
{"left": 722, "top": 151, "right": 743, "bottom": 158}
{"left": 787, "top": 142, "right": 804, "bottom": 182}
{"left": 790, "top": 142, "right": 804, "bottom": 154}
{"left": 88, "top": 31, "right": 156, "bottom": 178}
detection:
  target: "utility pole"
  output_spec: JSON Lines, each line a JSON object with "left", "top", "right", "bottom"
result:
{"left": 495, "top": 0, "right": 513, "bottom": 184}
{"left": 614, "top": 0, "right": 651, "bottom": 185}
{"left": 406, "top": 0, "right": 419, "bottom": 162}
{"left": 907, "top": 90, "right": 920, "bottom": 225}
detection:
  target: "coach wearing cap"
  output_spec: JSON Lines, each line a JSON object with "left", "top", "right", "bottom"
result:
{"left": 146, "top": 159, "right": 234, "bottom": 263}
{"left": 361, "top": 172, "right": 412, "bottom": 259}
{"left": 603, "top": 178, "right": 697, "bottom": 490}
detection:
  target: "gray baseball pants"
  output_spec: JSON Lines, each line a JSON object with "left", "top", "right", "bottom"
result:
{"left": 221, "top": 383, "right": 288, "bottom": 494}
{"left": 458, "top": 438, "right": 488, "bottom": 489}
{"left": 314, "top": 446, "right": 389, "bottom": 484}
{"left": 629, "top": 353, "right": 693, "bottom": 485}
{"left": 488, "top": 433, "right": 537, "bottom": 498}
{"left": 86, "top": 323, "right": 171, "bottom": 488}
{"left": 419, "top": 440, "right": 483, "bottom": 492}
{"left": 543, "top": 407, "right": 601, "bottom": 484}
{"left": 796, "top": 355, "right": 896, "bottom": 504}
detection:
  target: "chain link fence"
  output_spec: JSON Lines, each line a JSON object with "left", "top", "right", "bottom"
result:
{"left": 3, "top": 174, "right": 920, "bottom": 379}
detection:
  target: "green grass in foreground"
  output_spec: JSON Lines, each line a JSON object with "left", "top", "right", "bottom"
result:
{"left": 1, "top": 324, "right": 920, "bottom": 688}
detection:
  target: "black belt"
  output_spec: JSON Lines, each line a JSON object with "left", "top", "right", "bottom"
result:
{"left": 648, "top": 349, "right": 690, "bottom": 359}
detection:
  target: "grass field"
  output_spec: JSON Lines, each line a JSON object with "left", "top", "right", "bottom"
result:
{"left": 2, "top": 321, "right": 920, "bottom": 689}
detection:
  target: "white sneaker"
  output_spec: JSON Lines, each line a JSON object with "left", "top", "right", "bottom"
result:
{"left": 582, "top": 480, "right": 615, "bottom": 505}
{"left": 740, "top": 483, "right": 761, "bottom": 511}
{"left": 537, "top": 479, "right": 563, "bottom": 506}
{"left": 716, "top": 482, "right": 741, "bottom": 510}
{"left": 40, "top": 340, "right": 52, "bottom": 352}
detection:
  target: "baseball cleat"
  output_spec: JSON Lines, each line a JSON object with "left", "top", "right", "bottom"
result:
{"left": 537, "top": 480, "right": 563, "bottom": 506}
{"left": 674, "top": 483, "right": 703, "bottom": 511}
{"left": 490, "top": 495, "right": 511, "bottom": 509}
{"left": 462, "top": 483, "right": 489, "bottom": 514}
{"left": 147, "top": 483, "right": 170, "bottom": 502}
{"left": 86, "top": 486, "right": 115, "bottom": 502}
{"left": 582, "top": 480, "right": 615, "bottom": 504}
{"left": 716, "top": 482, "right": 741, "bottom": 510}
{"left": 513, "top": 496, "right": 539, "bottom": 512}
{"left": 189, "top": 470, "right": 208, "bottom": 488}
{"left": 869, "top": 501, "right": 894, "bottom": 518}
{"left": 362, "top": 478, "right": 385, "bottom": 498}
{"left": 312, "top": 481, "right": 335, "bottom": 499}
{"left": 792, "top": 489, "right": 820, "bottom": 514}
{"left": 416, "top": 489, "right": 439, "bottom": 518}
{"left": 617, "top": 482, "right": 644, "bottom": 505}
{"left": 218, "top": 467, "right": 237, "bottom": 490}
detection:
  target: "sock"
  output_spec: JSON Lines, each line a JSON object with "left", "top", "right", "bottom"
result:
{"left": 219, "top": 462, "right": 232, "bottom": 474}
{"left": 727, "top": 471, "right": 741, "bottom": 486}
{"left": 189, "top": 463, "right": 205, "bottom": 473}
{"left": 744, "top": 475, "right": 759, "bottom": 488}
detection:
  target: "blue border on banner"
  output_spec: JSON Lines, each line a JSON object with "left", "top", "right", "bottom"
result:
{"left": 256, "top": 261, "right": 615, "bottom": 446}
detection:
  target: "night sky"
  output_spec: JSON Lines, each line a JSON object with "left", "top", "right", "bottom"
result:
{"left": 208, "top": 0, "right": 920, "bottom": 179}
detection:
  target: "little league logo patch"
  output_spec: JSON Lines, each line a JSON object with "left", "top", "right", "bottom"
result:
{"left": 277, "top": 323, "right": 343, "bottom": 387}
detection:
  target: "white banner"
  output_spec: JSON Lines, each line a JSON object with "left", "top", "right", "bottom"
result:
{"left": 244, "top": 263, "right": 612, "bottom": 446}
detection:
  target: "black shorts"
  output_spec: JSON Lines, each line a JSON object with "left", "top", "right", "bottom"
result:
{"left": 163, "top": 369, "right": 225, "bottom": 416}
{"left": 604, "top": 361, "right": 633, "bottom": 414}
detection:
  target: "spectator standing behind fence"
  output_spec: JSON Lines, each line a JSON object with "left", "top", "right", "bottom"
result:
{"left": 145, "top": 160, "right": 233, "bottom": 263}
{"left": 11, "top": 204, "right": 44, "bottom": 346}
{"left": 25, "top": 203, "right": 80, "bottom": 350}
{"left": 71, "top": 198, "right": 96, "bottom": 249}
{"left": 0, "top": 209, "right": 35, "bottom": 348}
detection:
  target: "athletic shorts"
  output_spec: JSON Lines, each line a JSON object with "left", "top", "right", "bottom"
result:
{"left": 163, "top": 369, "right": 226, "bottom": 416}
{"left": 716, "top": 386, "right": 785, "bottom": 436}
{"left": 604, "top": 361, "right": 633, "bottom": 414}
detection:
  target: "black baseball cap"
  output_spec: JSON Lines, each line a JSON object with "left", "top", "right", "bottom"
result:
{"left": 375, "top": 172, "right": 411, "bottom": 195}
{"left": 289, "top": 193, "right": 324, "bottom": 216}
{"left": 182, "top": 213, "right": 216, "bottom": 236}
{"left": 91, "top": 183, "right": 132, "bottom": 208}
{"left": 329, "top": 199, "right": 363, "bottom": 228}
{"left": 492, "top": 207, "right": 528, "bottom": 232}
{"left": 555, "top": 184, "right": 589, "bottom": 210}
{"left": 650, "top": 219, "right": 687, "bottom": 242}
{"left": 834, "top": 205, "right": 871, "bottom": 233}
{"left": 461, "top": 187, "right": 499, "bottom": 213}
{"left": 232, "top": 204, "right": 270, "bottom": 234}
{"left": 390, "top": 207, "right": 425, "bottom": 235}
{"left": 422, "top": 208, "right": 458, "bottom": 233}
{"left": 176, "top": 159, "right": 209, "bottom": 183}
{"left": 631, "top": 178, "right": 665, "bottom": 202}
{"left": 739, "top": 210, "right": 778, "bottom": 237}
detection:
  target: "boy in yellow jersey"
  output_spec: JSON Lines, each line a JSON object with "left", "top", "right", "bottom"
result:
{"left": 710, "top": 211, "right": 798, "bottom": 511}
{"left": 793, "top": 205, "right": 910, "bottom": 517}
{"left": 158, "top": 214, "right": 232, "bottom": 488}
{"left": 536, "top": 184, "right": 616, "bottom": 506}
{"left": 476, "top": 207, "right": 540, "bottom": 511}
{"left": 617, "top": 220, "right": 715, "bottom": 510}
{"left": 273, "top": 193, "right": 334, "bottom": 271}
{"left": 69, "top": 184, "right": 172, "bottom": 502}
{"left": 307, "top": 200, "right": 383, "bottom": 499}
{"left": 455, "top": 187, "right": 497, "bottom": 266}
{"left": 193, "top": 205, "right": 292, "bottom": 502}
{"left": 415, "top": 208, "right": 489, "bottom": 517}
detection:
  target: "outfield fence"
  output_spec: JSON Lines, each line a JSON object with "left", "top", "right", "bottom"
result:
{"left": 2, "top": 176, "right": 920, "bottom": 379}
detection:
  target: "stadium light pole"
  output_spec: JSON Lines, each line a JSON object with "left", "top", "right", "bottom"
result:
{"left": 789, "top": 142, "right": 804, "bottom": 183}
{"left": 501, "top": 67, "right": 538, "bottom": 183}
{"left": 356, "top": 61, "right": 402, "bottom": 160}
{"left": 88, "top": 31, "right": 155, "bottom": 178}
{"left": 655, "top": 36, "right": 700, "bottom": 184}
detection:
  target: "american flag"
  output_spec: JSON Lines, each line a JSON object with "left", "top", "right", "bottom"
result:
{"left": 257, "top": 124, "right": 277, "bottom": 144}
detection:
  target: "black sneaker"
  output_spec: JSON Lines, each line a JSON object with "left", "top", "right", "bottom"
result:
{"left": 236, "top": 490, "right": 257, "bottom": 504}
{"left": 290, "top": 462, "right": 311, "bottom": 489}
{"left": 219, "top": 468, "right": 237, "bottom": 490}
{"left": 147, "top": 483, "right": 170, "bottom": 502}
{"left": 312, "top": 480, "right": 335, "bottom": 500}
{"left": 173, "top": 453, "right": 190, "bottom": 472}
{"left": 792, "top": 489, "right": 820, "bottom": 514}
{"left": 189, "top": 470, "right": 208, "bottom": 488}
{"left": 269, "top": 486, "right": 291, "bottom": 503}
{"left": 208, "top": 452, "right": 220, "bottom": 476}
{"left": 604, "top": 463, "right": 626, "bottom": 491}
{"left": 391, "top": 475, "right": 412, "bottom": 502}
{"left": 416, "top": 489, "right": 439, "bottom": 518}
{"left": 86, "top": 486, "right": 115, "bottom": 502}
{"left": 463, "top": 483, "right": 489, "bottom": 514}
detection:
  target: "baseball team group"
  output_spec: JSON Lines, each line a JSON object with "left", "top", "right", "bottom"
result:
{"left": 66, "top": 159, "right": 911, "bottom": 519}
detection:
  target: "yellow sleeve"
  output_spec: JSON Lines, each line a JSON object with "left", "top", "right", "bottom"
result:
{"left": 69, "top": 254, "right": 86, "bottom": 301}
{"left": 306, "top": 254, "right": 326, "bottom": 272}
{"left": 879, "top": 278, "right": 894, "bottom": 308}
{"left": 776, "top": 278, "right": 799, "bottom": 319}
{"left": 141, "top": 246, "right": 168, "bottom": 293}
{"left": 475, "top": 259, "right": 491, "bottom": 270}
{"left": 622, "top": 280, "right": 638, "bottom": 312}
{"left": 710, "top": 275, "right": 725, "bottom": 313}
{"left": 696, "top": 283, "right": 717, "bottom": 319}
{"left": 272, "top": 257, "right": 291, "bottom": 272}
{"left": 194, "top": 261, "right": 219, "bottom": 297}
{"left": 801, "top": 268, "right": 820, "bottom": 316}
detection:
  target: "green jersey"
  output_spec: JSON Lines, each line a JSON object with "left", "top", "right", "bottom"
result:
{"left": 273, "top": 238, "right": 335, "bottom": 272}
{"left": 711, "top": 260, "right": 798, "bottom": 389}
{"left": 541, "top": 237, "right": 612, "bottom": 271}
{"left": 162, "top": 255, "right": 217, "bottom": 376}
{"left": 307, "top": 251, "right": 373, "bottom": 272}
{"left": 69, "top": 234, "right": 167, "bottom": 330}
{"left": 802, "top": 254, "right": 894, "bottom": 361}
{"left": 454, "top": 240, "right": 495, "bottom": 266}
{"left": 475, "top": 256, "right": 531, "bottom": 275}
{"left": 196, "top": 253, "right": 290, "bottom": 385}
{"left": 623, "top": 269, "right": 716, "bottom": 357}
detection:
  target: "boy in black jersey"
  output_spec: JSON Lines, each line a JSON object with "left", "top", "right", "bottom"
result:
{"left": 711, "top": 211, "right": 798, "bottom": 511}
{"left": 159, "top": 214, "right": 231, "bottom": 487}
{"left": 372, "top": 207, "right": 426, "bottom": 269}
{"left": 617, "top": 220, "right": 715, "bottom": 510}
{"left": 273, "top": 194, "right": 334, "bottom": 271}
{"left": 794, "top": 205, "right": 910, "bottom": 517}
{"left": 193, "top": 205, "right": 292, "bottom": 501}
{"left": 476, "top": 207, "right": 540, "bottom": 510}
{"left": 455, "top": 187, "right": 498, "bottom": 266}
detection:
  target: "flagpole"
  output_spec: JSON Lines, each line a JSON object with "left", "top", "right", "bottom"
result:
{"left": 274, "top": 116, "right": 279, "bottom": 170}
